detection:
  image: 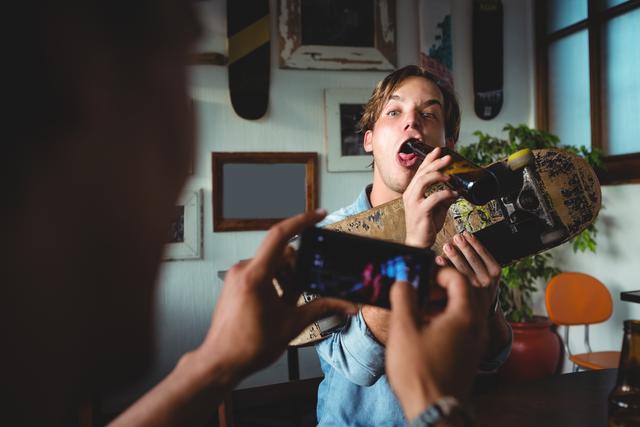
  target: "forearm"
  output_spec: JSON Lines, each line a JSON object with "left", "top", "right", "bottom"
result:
{"left": 361, "top": 305, "right": 390, "bottom": 345}
{"left": 109, "top": 350, "right": 237, "bottom": 427}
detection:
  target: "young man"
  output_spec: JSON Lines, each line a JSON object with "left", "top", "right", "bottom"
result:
{"left": 315, "top": 65, "right": 512, "bottom": 426}
{"left": 4, "top": 3, "right": 491, "bottom": 427}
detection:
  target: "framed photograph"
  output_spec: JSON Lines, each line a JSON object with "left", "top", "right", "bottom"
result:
{"left": 324, "top": 88, "right": 372, "bottom": 172}
{"left": 162, "top": 189, "right": 203, "bottom": 261}
{"left": 211, "top": 152, "right": 317, "bottom": 231}
{"left": 278, "top": 0, "right": 396, "bottom": 70}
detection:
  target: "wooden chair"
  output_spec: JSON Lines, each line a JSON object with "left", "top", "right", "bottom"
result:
{"left": 545, "top": 272, "right": 620, "bottom": 371}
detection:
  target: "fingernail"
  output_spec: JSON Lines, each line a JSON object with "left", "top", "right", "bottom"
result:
{"left": 454, "top": 234, "right": 463, "bottom": 245}
{"left": 443, "top": 243, "right": 452, "bottom": 253}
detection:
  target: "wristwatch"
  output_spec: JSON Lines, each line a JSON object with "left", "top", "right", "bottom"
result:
{"left": 409, "top": 396, "right": 472, "bottom": 427}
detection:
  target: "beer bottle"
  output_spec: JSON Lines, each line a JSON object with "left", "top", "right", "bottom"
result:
{"left": 608, "top": 320, "right": 640, "bottom": 427}
{"left": 407, "top": 141, "right": 531, "bottom": 206}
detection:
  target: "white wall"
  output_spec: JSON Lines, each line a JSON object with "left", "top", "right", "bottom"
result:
{"left": 104, "top": 0, "right": 640, "bottom": 409}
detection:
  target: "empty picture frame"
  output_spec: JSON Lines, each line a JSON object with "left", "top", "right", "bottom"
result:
{"left": 211, "top": 152, "right": 317, "bottom": 231}
{"left": 325, "top": 88, "right": 372, "bottom": 172}
{"left": 162, "top": 189, "right": 203, "bottom": 261}
{"left": 278, "top": 0, "right": 397, "bottom": 70}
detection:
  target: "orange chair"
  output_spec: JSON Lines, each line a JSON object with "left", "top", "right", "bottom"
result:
{"left": 545, "top": 272, "right": 620, "bottom": 371}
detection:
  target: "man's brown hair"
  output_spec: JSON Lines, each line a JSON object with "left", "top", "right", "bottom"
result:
{"left": 359, "top": 65, "right": 461, "bottom": 144}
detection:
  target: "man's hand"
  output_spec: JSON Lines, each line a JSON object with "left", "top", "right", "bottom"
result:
{"left": 110, "top": 211, "right": 357, "bottom": 427}
{"left": 436, "top": 231, "right": 511, "bottom": 360}
{"left": 437, "top": 231, "right": 501, "bottom": 292}
{"left": 195, "top": 210, "right": 358, "bottom": 384}
{"left": 385, "top": 268, "right": 491, "bottom": 423}
{"left": 403, "top": 147, "right": 458, "bottom": 248}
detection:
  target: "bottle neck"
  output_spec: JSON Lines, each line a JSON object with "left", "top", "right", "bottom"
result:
{"left": 615, "top": 321, "right": 640, "bottom": 388}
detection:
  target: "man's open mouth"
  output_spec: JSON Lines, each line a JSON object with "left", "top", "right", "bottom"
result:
{"left": 397, "top": 138, "right": 426, "bottom": 167}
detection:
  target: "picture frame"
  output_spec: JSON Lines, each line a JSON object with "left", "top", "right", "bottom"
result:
{"left": 211, "top": 152, "right": 317, "bottom": 231}
{"left": 190, "top": 0, "right": 227, "bottom": 66}
{"left": 418, "top": 0, "right": 454, "bottom": 86}
{"left": 162, "top": 189, "right": 203, "bottom": 261}
{"left": 277, "top": 0, "right": 397, "bottom": 70}
{"left": 324, "top": 88, "right": 372, "bottom": 172}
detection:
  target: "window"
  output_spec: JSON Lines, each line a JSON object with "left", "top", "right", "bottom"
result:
{"left": 536, "top": 0, "right": 640, "bottom": 184}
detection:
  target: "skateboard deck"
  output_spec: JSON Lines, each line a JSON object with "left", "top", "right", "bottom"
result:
{"left": 472, "top": 0, "right": 503, "bottom": 120}
{"left": 227, "top": 0, "right": 270, "bottom": 120}
{"left": 290, "top": 148, "right": 601, "bottom": 346}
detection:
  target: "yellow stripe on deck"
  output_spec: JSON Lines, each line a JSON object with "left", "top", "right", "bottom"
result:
{"left": 228, "top": 15, "right": 270, "bottom": 65}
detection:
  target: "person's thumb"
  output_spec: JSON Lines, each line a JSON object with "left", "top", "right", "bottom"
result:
{"left": 389, "top": 280, "right": 419, "bottom": 333}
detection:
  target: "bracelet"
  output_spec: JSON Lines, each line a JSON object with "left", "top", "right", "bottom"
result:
{"left": 409, "top": 396, "right": 472, "bottom": 427}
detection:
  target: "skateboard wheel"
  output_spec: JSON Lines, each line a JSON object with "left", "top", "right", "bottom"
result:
{"left": 507, "top": 149, "right": 533, "bottom": 170}
{"left": 517, "top": 189, "right": 539, "bottom": 211}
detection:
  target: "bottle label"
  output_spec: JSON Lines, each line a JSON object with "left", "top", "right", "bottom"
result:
{"left": 444, "top": 161, "right": 480, "bottom": 175}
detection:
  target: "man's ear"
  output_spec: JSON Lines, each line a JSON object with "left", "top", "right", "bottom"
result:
{"left": 363, "top": 130, "right": 374, "bottom": 153}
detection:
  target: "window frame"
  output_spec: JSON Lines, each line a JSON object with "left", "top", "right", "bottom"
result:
{"left": 535, "top": 0, "right": 640, "bottom": 184}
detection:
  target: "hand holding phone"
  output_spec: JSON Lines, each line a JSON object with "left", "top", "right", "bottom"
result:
{"left": 293, "top": 227, "right": 442, "bottom": 309}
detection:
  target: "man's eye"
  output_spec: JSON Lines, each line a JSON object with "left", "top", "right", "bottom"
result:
{"left": 420, "top": 111, "right": 436, "bottom": 119}
{"left": 386, "top": 110, "right": 399, "bottom": 117}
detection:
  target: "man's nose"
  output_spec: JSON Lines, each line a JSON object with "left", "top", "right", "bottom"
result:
{"left": 403, "top": 111, "right": 419, "bottom": 130}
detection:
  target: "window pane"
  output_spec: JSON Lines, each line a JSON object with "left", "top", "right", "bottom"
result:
{"left": 601, "top": 0, "right": 630, "bottom": 9}
{"left": 548, "top": 31, "right": 591, "bottom": 150}
{"left": 602, "top": 8, "right": 640, "bottom": 156}
{"left": 547, "top": 0, "right": 587, "bottom": 33}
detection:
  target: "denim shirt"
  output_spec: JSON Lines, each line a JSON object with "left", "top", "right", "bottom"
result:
{"left": 315, "top": 185, "right": 513, "bottom": 426}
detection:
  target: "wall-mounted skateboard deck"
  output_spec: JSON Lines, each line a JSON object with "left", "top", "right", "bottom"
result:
{"left": 290, "top": 148, "right": 601, "bottom": 346}
{"left": 227, "top": 0, "right": 270, "bottom": 120}
{"left": 473, "top": 0, "right": 503, "bottom": 120}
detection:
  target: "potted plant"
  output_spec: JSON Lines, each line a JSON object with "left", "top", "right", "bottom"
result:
{"left": 457, "top": 124, "right": 604, "bottom": 381}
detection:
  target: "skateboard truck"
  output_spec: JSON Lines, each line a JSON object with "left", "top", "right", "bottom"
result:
{"left": 492, "top": 149, "right": 568, "bottom": 246}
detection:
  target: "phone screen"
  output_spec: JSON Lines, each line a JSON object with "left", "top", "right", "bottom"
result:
{"left": 294, "top": 227, "right": 438, "bottom": 309}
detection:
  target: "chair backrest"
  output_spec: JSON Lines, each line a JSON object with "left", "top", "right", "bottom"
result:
{"left": 545, "top": 272, "right": 613, "bottom": 326}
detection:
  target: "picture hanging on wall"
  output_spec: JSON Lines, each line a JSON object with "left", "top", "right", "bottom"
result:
{"left": 190, "top": 0, "right": 227, "bottom": 66}
{"left": 211, "top": 152, "right": 317, "bottom": 231}
{"left": 324, "top": 88, "right": 372, "bottom": 172}
{"left": 162, "top": 189, "right": 203, "bottom": 261}
{"left": 278, "top": 0, "right": 397, "bottom": 70}
{"left": 418, "top": 0, "right": 453, "bottom": 86}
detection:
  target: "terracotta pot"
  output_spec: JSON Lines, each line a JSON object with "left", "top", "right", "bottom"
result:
{"left": 498, "top": 316, "right": 562, "bottom": 382}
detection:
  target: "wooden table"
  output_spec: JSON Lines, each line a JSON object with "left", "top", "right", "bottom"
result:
{"left": 470, "top": 369, "right": 617, "bottom": 426}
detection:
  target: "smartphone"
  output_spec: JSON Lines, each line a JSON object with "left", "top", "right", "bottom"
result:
{"left": 293, "top": 227, "right": 441, "bottom": 309}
